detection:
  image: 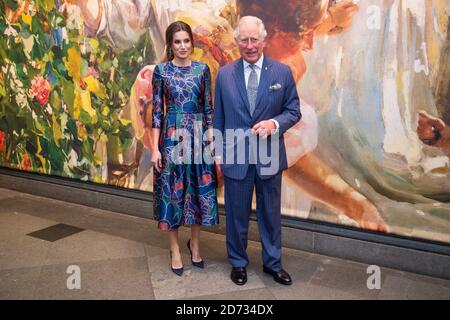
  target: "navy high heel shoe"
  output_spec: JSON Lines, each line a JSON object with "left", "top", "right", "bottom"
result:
{"left": 170, "top": 251, "right": 183, "bottom": 276}
{"left": 187, "top": 239, "right": 204, "bottom": 269}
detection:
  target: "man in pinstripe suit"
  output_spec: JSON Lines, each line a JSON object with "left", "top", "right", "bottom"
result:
{"left": 213, "top": 16, "right": 301, "bottom": 286}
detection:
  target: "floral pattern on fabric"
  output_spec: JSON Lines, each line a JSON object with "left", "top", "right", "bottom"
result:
{"left": 152, "top": 61, "right": 218, "bottom": 230}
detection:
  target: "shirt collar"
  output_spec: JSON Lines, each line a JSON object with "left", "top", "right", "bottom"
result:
{"left": 243, "top": 54, "right": 264, "bottom": 70}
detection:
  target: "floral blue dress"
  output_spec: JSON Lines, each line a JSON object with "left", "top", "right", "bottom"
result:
{"left": 152, "top": 60, "right": 218, "bottom": 230}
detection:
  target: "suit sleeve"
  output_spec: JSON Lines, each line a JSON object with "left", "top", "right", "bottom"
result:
{"left": 272, "top": 66, "right": 302, "bottom": 134}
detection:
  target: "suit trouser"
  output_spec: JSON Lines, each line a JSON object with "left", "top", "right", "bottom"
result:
{"left": 224, "top": 165, "right": 282, "bottom": 271}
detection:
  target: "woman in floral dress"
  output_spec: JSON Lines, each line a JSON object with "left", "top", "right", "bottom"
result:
{"left": 151, "top": 21, "right": 218, "bottom": 276}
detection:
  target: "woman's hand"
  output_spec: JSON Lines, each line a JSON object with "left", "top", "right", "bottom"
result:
{"left": 213, "top": 155, "right": 224, "bottom": 188}
{"left": 215, "top": 162, "right": 224, "bottom": 188}
{"left": 151, "top": 149, "right": 162, "bottom": 172}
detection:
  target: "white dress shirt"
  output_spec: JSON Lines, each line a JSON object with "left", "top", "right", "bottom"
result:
{"left": 243, "top": 54, "right": 264, "bottom": 87}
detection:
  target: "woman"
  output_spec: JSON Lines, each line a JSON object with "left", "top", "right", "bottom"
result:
{"left": 151, "top": 21, "right": 218, "bottom": 276}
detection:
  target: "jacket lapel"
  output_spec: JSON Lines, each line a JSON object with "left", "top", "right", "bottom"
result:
{"left": 232, "top": 59, "right": 251, "bottom": 114}
{"left": 253, "top": 57, "right": 272, "bottom": 118}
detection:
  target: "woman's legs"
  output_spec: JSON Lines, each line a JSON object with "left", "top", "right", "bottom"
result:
{"left": 168, "top": 225, "right": 203, "bottom": 267}
{"left": 168, "top": 229, "right": 183, "bottom": 269}
{"left": 189, "top": 225, "right": 202, "bottom": 262}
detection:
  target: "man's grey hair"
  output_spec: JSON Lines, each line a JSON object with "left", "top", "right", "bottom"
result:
{"left": 234, "top": 16, "right": 268, "bottom": 40}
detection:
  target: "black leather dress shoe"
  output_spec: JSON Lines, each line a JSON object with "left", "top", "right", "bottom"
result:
{"left": 263, "top": 266, "right": 292, "bottom": 285}
{"left": 230, "top": 267, "right": 247, "bottom": 285}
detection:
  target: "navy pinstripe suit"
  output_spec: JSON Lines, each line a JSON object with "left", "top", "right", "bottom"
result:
{"left": 213, "top": 56, "right": 301, "bottom": 270}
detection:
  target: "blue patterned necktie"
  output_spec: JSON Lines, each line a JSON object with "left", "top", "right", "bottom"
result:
{"left": 247, "top": 64, "right": 258, "bottom": 115}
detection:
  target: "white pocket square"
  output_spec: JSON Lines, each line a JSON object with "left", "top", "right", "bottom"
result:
{"left": 269, "top": 83, "right": 282, "bottom": 91}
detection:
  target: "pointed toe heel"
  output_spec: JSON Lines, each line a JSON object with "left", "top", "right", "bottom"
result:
{"left": 169, "top": 251, "right": 183, "bottom": 276}
{"left": 187, "top": 239, "right": 204, "bottom": 269}
{"left": 171, "top": 266, "right": 184, "bottom": 276}
{"left": 192, "top": 260, "right": 204, "bottom": 269}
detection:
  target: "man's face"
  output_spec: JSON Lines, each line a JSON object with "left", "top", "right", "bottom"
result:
{"left": 236, "top": 21, "right": 266, "bottom": 64}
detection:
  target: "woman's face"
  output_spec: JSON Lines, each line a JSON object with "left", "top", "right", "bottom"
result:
{"left": 171, "top": 30, "right": 192, "bottom": 61}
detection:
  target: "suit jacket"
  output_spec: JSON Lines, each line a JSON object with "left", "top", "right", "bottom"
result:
{"left": 213, "top": 56, "right": 301, "bottom": 180}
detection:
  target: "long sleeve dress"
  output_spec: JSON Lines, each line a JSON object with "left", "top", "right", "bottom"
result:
{"left": 152, "top": 60, "right": 218, "bottom": 230}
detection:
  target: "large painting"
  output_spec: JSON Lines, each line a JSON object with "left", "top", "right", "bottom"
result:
{"left": 1, "top": 0, "right": 450, "bottom": 244}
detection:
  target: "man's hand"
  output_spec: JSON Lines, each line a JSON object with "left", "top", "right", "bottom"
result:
{"left": 252, "top": 120, "right": 277, "bottom": 139}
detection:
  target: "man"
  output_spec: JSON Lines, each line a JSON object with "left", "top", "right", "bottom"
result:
{"left": 213, "top": 16, "right": 301, "bottom": 286}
